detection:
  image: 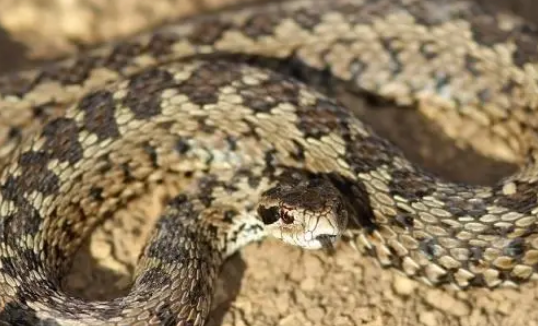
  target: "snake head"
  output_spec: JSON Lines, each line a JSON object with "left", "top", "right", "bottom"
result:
{"left": 257, "top": 178, "right": 348, "bottom": 250}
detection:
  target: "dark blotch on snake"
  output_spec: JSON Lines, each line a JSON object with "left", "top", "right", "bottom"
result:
{"left": 175, "top": 138, "right": 191, "bottom": 154}
{"left": 176, "top": 61, "right": 243, "bottom": 105}
{"left": 42, "top": 118, "right": 84, "bottom": 164}
{"left": 146, "top": 31, "right": 182, "bottom": 58}
{"left": 89, "top": 187, "right": 104, "bottom": 201}
{"left": 505, "top": 238, "right": 526, "bottom": 258}
{"left": 6, "top": 152, "right": 60, "bottom": 196}
{"left": 187, "top": 19, "right": 233, "bottom": 45}
{"left": 78, "top": 90, "right": 120, "bottom": 140}
{"left": 104, "top": 41, "right": 144, "bottom": 72}
{"left": 258, "top": 206, "right": 280, "bottom": 224}
{"left": 124, "top": 68, "right": 176, "bottom": 118}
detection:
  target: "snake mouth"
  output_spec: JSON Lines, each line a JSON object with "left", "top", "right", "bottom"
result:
{"left": 315, "top": 234, "right": 339, "bottom": 249}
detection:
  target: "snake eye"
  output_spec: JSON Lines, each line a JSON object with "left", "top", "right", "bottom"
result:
{"left": 281, "top": 211, "right": 294, "bottom": 224}
{"left": 258, "top": 206, "right": 280, "bottom": 224}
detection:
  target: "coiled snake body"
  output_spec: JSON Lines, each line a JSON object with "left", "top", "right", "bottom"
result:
{"left": 2, "top": 0, "right": 538, "bottom": 324}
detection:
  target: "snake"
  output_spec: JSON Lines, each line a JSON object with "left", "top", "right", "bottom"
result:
{"left": 2, "top": 0, "right": 538, "bottom": 324}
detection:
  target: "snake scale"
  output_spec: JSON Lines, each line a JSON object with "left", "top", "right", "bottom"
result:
{"left": 2, "top": 0, "right": 538, "bottom": 324}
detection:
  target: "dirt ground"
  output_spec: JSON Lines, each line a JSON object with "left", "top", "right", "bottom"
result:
{"left": 1, "top": 0, "right": 538, "bottom": 325}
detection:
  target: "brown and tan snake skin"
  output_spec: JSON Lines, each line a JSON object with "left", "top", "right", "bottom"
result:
{"left": 2, "top": 0, "right": 538, "bottom": 325}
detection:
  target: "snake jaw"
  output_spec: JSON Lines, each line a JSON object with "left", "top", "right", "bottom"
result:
{"left": 261, "top": 208, "right": 344, "bottom": 249}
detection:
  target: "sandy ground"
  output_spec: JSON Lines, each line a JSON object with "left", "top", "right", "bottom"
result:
{"left": 1, "top": 0, "right": 538, "bottom": 325}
